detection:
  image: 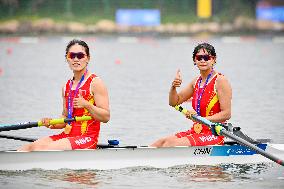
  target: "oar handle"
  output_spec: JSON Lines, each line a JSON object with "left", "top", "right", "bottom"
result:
{"left": 0, "top": 116, "right": 93, "bottom": 132}
{"left": 38, "top": 116, "right": 93, "bottom": 126}
{"left": 174, "top": 105, "right": 188, "bottom": 115}
{"left": 174, "top": 105, "right": 223, "bottom": 135}
{"left": 74, "top": 116, "right": 92, "bottom": 122}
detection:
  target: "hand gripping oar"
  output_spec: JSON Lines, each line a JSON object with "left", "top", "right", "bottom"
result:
{"left": 174, "top": 105, "right": 284, "bottom": 166}
{"left": 0, "top": 116, "right": 92, "bottom": 132}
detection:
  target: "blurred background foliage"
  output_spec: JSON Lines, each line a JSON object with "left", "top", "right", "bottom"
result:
{"left": 0, "top": 0, "right": 258, "bottom": 24}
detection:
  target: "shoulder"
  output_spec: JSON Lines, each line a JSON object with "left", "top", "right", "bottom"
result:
{"left": 215, "top": 73, "right": 231, "bottom": 89}
{"left": 90, "top": 74, "right": 107, "bottom": 90}
{"left": 216, "top": 73, "right": 228, "bottom": 82}
{"left": 90, "top": 74, "right": 103, "bottom": 84}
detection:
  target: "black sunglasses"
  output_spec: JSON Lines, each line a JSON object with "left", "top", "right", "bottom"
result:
{"left": 195, "top": 55, "right": 213, "bottom": 61}
{"left": 67, "top": 52, "right": 87, "bottom": 60}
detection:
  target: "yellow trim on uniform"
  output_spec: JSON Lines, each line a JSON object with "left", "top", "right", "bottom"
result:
{"left": 81, "top": 121, "right": 88, "bottom": 134}
{"left": 206, "top": 94, "right": 218, "bottom": 116}
{"left": 81, "top": 97, "right": 95, "bottom": 134}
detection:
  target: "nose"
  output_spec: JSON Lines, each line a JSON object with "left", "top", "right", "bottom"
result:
{"left": 73, "top": 56, "right": 79, "bottom": 60}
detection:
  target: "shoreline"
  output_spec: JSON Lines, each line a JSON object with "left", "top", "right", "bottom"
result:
{"left": 0, "top": 18, "right": 283, "bottom": 36}
{"left": 1, "top": 35, "right": 284, "bottom": 45}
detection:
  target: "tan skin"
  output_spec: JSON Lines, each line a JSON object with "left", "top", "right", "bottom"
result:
{"left": 18, "top": 44, "right": 110, "bottom": 151}
{"left": 151, "top": 48, "right": 232, "bottom": 147}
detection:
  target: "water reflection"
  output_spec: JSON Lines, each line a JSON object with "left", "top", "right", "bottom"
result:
{"left": 47, "top": 169, "right": 100, "bottom": 188}
{"left": 221, "top": 163, "right": 272, "bottom": 180}
{"left": 0, "top": 169, "right": 101, "bottom": 188}
{"left": 164, "top": 163, "right": 271, "bottom": 182}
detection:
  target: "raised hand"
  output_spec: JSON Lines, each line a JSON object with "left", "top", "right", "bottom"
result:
{"left": 171, "top": 69, "right": 182, "bottom": 88}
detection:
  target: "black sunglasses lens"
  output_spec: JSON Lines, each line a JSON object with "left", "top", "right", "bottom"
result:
{"left": 76, "top": 53, "right": 85, "bottom": 59}
{"left": 68, "top": 52, "right": 85, "bottom": 59}
{"left": 203, "top": 55, "right": 209, "bottom": 61}
{"left": 196, "top": 55, "right": 210, "bottom": 61}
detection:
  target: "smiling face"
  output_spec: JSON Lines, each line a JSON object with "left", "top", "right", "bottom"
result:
{"left": 194, "top": 48, "right": 216, "bottom": 71}
{"left": 66, "top": 43, "right": 90, "bottom": 72}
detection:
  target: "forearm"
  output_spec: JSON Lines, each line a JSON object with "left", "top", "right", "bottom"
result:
{"left": 169, "top": 86, "right": 179, "bottom": 106}
{"left": 85, "top": 103, "right": 110, "bottom": 123}
{"left": 50, "top": 123, "right": 66, "bottom": 129}
{"left": 205, "top": 110, "right": 231, "bottom": 123}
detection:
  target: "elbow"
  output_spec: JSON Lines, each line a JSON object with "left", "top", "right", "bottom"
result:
{"left": 101, "top": 112, "right": 110, "bottom": 123}
{"left": 225, "top": 111, "right": 231, "bottom": 121}
{"left": 169, "top": 102, "right": 176, "bottom": 107}
{"left": 169, "top": 99, "right": 179, "bottom": 107}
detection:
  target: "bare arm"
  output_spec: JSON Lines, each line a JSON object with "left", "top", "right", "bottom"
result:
{"left": 73, "top": 77, "right": 110, "bottom": 123}
{"left": 206, "top": 75, "right": 232, "bottom": 123}
{"left": 169, "top": 81, "right": 195, "bottom": 106}
{"left": 169, "top": 69, "right": 196, "bottom": 106}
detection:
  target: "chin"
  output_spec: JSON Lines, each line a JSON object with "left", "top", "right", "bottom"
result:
{"left": 72, "top": 67, "right": 84, "bottom": 71}
{"left": 199, "top": 67, "right": 209, "bottom": 71}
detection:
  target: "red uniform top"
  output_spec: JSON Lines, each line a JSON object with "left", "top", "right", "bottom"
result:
{"left": 64, "top": 74, "right": 100, "bottom": 139}
{"left": 192, "top": 73, "right": 224, "bottom": 136}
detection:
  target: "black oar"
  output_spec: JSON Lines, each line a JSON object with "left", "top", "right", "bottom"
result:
{"left": 175, "top": 105, "right": 284, "bottom": 166}
{"left": 0, "top": 134, "right": 36, "bottom": 142}
{"left": 0, "top": 116, "right": 92, "bottom": 132}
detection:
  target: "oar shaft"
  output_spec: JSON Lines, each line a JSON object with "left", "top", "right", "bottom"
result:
{"left": 190, "top": 114, "right": 284, "bottom": 166}
{"left": 221, "top": 129, "right": 284, "bottom": 166}
{"left": 0, "top": 122, "right": 39, "bottom": 132}
{"left": 0, "top": 116, "right": 92, "bottom": 132}
{"left": 174, "top": 105, "right": 284, "bottom": 166}
{"left": 0, "top": 134, "right": 36, "bottom": 142}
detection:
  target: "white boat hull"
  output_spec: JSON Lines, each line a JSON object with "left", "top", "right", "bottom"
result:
{"left": 0, "top": 143, "right": 283, "bottom": 170}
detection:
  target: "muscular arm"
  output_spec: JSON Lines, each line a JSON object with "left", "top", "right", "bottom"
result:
{"left": 206, "top": 75, "right": 232, "bottom": 123}
{"left": 84, "top": 77, "right": 110, "bottom": 123}
{"left": 169, "top": 78, "right": 196, "bottom": 106}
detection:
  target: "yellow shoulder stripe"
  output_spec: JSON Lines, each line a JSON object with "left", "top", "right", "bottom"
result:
{"left": 206, "top": 94, "right": 218, "bottom": 116}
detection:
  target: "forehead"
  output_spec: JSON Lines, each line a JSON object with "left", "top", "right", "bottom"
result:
{"left": 196, "top": 48, "right": 209, "bottom": 55}
{"left": 68, "top": 44, "right": 86, "bottom": 52}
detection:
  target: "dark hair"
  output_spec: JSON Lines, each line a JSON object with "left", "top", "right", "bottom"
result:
{"left": 65, "top": 39, "right": 90, "bottom": 58}
{"left": 192, "top": 43, "right": 216, "bottom": 61}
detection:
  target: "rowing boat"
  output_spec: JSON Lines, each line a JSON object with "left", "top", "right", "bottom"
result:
{"left": 0, "top": 107, "right": 283, "bottom": 170}
{"left": 0, "top": 141, "right": 283, "bottom": 170}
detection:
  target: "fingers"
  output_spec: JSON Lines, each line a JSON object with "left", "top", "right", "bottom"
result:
{"left": 41, "top": 118, "right": 52, "bottom": 128}
{"left": 172, "top": 69, "right": 182, "bottom": 88}
{"left": 73, "top": 93, "right": 86, "bottom": 108}
{"left": 185, "top": 110, "right": 197, "bottom": 120}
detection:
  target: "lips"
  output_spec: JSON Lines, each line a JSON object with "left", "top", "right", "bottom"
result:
{"left": 72, "top": 63, "right": 81, "bottom": 66}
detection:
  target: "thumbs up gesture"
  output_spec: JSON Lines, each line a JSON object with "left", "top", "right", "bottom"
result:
{"left": 73, "top": 90, "right": 87, "bottom": 108}
{"left": 171, "top": 69, "right": 182, "bottom": 89}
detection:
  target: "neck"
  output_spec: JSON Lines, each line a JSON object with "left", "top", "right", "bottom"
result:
{"left": 73, "top": 69, "right": 87, "bottom": 82}
{"left": 200, "top": 69, "right": 214, "bottom": 80}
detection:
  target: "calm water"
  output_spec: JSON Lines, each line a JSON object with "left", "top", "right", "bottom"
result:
{"left": 0, "top": 36, "right": 283, "bottom": 188}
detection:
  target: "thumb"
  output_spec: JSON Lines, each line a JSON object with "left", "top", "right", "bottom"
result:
{"left": 176, "top": 69, "right": 181, "bottom": 79}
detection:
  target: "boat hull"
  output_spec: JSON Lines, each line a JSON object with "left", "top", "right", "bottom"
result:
{"left": 0, "top": 144, "right": 283, "bottom": 170}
